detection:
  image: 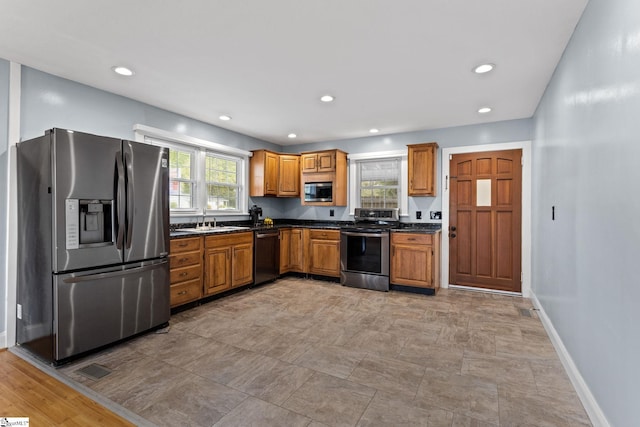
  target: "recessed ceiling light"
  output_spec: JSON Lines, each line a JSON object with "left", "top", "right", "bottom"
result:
{"left": 320, "top": 95, "right": 335, "bottom": 103}
{"left": 219, "top": 115, "right": 231, "bottom": 121}
{"left": 478, "top": 107, "right": 492, "bottom": 114}
{"left": 473, "top": 63, "right": 495, "bottom": 74}
{"left": 112, "top": 66, "right": 134, "bottom": 76}
{"left": 288, "top": 133, "right": 297, "bottom": 139}
{"left": 369, "top": 128, "right": 379, "bottom": 134}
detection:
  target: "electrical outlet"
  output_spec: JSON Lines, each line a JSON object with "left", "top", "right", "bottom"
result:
{"left": 416, "top": 211, "right": 422, "bottom": 220}
{"left": 430, "top": 211, "right": 442, "bottom": 220}
{"left": 329, "top": 209, "right": 335, "bottom": 217}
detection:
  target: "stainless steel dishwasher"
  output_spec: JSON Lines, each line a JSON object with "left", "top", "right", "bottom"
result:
{"left": 254, "top": 228, "right": 280, "bottom": 285}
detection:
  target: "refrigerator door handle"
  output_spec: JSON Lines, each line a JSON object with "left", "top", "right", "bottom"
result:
{"left": 115, "top": 151, "right": 126, "bottom": 250}
{"left": 125, "top": 151, "right": 134, "bottom": 249}
{"left": 62, "top": 262, "right": 166, "bottom": 283}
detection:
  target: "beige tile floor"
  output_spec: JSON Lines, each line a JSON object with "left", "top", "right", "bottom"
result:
{"left": 59, "top": 277, "right": 591, "bottom": 426}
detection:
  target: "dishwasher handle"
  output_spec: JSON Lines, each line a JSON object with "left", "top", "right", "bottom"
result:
{"left": 256, "top": 232, "right": 278, "bottom": 239}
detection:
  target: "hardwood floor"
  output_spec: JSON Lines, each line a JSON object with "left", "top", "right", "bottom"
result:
{"left": 0, "top": 349, "right": 133, "bottom": 426}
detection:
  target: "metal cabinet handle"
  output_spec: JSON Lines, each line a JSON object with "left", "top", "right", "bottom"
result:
{"left": 177, "top": 290, "right": 188, "bottom": 296}
{"left": 179, "top": 257, "right": 189, "bottom": 262}
{"left": 407, "top": 238, "right": 416, "bottom": 241}
{"left": 179, "top": 272, "right": 188, "bottom": 277}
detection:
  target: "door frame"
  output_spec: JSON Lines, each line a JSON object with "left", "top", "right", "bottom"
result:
{"left": 441, "top": 141, "right": 531, "bottom": 297}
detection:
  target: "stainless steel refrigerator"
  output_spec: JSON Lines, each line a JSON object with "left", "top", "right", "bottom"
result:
{"left": 16, "top": 128, "right": 170, "bottom": 364}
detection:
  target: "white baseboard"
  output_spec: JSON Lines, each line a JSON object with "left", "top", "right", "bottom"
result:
{"left": 0, "top": 331, "right": 6, "bottom": 349}
{"left": 531, "top": 292, "right": 610, "bottom": 427}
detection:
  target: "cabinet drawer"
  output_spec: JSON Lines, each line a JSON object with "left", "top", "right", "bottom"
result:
{"left": 169, "top": 250, "right": 201, "bottom": 269}
{"left": 170, "top": 264, "right": 201, "bottom": 284}
{"left": 170, "top": 279, "right": 202, "bottom": 307}
{"left": 170, "top": 237, "right": 201, "bottom": 253}
{"left": 205, "top": 231, "right": 253, "bottom": 249}
{"left": 308, "top": 229, "right": 340, "bottom": 240}
{"left": 391, "top": 233, "right": 433, "bottom": 245}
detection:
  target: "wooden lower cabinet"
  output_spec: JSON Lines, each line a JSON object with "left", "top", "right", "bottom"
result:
{"left": 204, "top": 232, "right": 254, "bottom": 296}
{"left": 280, "top": 227, "right": 305, "bottom": 273}
{"left": 290, "top": 228, "right": 305, "bottom": 272}
{"left": 306, "top": 229, "right": 341, "bottom": 277}
{"left": 390, "top": 232, "right": 441, "bottom": 290}
{"left": 169, "top": 237, "right": 203, "bottom": 307}
{"left": 279, "top": 228, "right": 291, "bottom": 273}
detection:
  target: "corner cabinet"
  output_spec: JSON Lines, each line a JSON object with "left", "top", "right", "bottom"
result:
{"left": 300, "top": 149, "right": 348, "bottom": 206}
{"left": 204, "top": 232, "right": 254, "bottom": 295}
{"left": 169, "top": 237, "right": 203, "bottom": 307}
{"left": 306, "top": 229, "right": 341, "bottom": 277}
{"left": 250, "top": 150, "right": 300, "bottom": 197}
{"left": 278, "top": 154, "right": 300, "bottom": 196}
{"left": 390, "top": 232, "right": 441, "bottom": 291}
{"left": 408, "top": 142, "right": 438, "bottom": 196}
{"left": 279, "top": 227, "right": 306, "bottom": 274}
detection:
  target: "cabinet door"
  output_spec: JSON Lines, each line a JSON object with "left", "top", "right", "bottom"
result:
{"left": 317, "top": 151, "right": 335, "bottom": 172}
{"left": 290, "top": 229, "right": 304, "bottom": 272}
{"left": 265, "top": 151, "right": 279, "bottom": 195}
{"left": 408, "top": 143, "right": 438, "bottom": 196}
{"left": 390, "top": 244, "right": 433, "bottom": 288}
{"left": 232, "top": 243, "right": 253, "bottom": 287}
{"left": 301, "top": 154, "right": 318, "bottom": 172}
{"left": 279, "top": 229, "right": 291, "bottom": 273}
{"left": 308, "top": 239, "right": 340, "bottom": 277}
{"left": 278, "top": 155, "right": 300, "bottom": 196}
{"left": 205, "top": 247, "right": 231, "bottom": 295}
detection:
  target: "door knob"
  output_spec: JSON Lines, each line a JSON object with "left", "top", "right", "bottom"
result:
{"left": 450, "top": 233, "right": 457, "bottom": 238}
{"left": 450, "top": 226, "right": 457, "bottom": 231}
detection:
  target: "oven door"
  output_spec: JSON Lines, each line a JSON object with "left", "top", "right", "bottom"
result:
{"left": 340, "top": 230, "right": 389, "bottom": 276}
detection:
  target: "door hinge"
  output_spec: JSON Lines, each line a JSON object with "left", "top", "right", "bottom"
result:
{"left": 521, "top": 156, "right": 524, "bottom": 166}
{"left": 521, "top": 272, "right": 523, "bottom": 282}
{"left": 449, "top": 154, "right": 453, "bottom": 160}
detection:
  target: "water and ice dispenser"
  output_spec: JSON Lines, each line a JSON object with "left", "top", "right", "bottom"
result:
{"left": 65, "top": 199, "right": 113, "bottom": 249}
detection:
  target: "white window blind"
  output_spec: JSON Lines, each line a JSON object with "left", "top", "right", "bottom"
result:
{"left": 358, "top": 159, "right": 400, "bottom": 209}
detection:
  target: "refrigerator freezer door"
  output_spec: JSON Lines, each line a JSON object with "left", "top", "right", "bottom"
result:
{"left": 52, "top": 129, "right": 123, "bottom": 272}
{"left": 123, "top": 140, "right": 169, "bottom": 263}
{"left": 54, "top": 260, "right": 170, "bottom": 361}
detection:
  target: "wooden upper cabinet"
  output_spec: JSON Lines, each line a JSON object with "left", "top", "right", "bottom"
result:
{"left": 301, "top": 150, "right": 336, "bottom": 173}
{"left": 278, "top": 154, "right": 300, "bottom": 197}
{"left": 300, "top": 149, "right": 348, "bottom": 206}
{"left": 250, "top": 150, "right": 299, "bottom": 197}
{"left": 408, "top": 142, "right": 439, "bottom": 196}
{"left": 301, "top": 154, "right": 318, "bottom": 173}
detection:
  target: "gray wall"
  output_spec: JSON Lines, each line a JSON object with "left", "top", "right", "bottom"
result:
{"left": 272, "top": 119, "right": 533, "bottom": 222}
{"left": 0, "top": 59, "right": 9, "bottom": 335}
{"left": 532, "top": 0, "right": 640, "bottom": 424}
{"left": 20, "top": 67, "right": 281, "bottom": 151}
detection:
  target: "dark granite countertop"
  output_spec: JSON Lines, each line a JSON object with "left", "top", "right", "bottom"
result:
{"left": 170, "top": 219, "right": 441, "bottom": 238}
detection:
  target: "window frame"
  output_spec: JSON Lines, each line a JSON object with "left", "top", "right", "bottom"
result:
{"left": 133, "top": 124, "right": 250, "bottom": 217}
{"left": 348, "top": 150, "right": 408, "bottom": 217}
{"left": 166, "top": 143, "right": 198, "bottom": 212}
{"left": 203, "top": 151, "right": 242, "bottom": 212}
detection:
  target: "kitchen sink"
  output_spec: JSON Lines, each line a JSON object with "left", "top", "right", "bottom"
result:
{"left": 180, "top": 226, "right": 251, "bottom": 233}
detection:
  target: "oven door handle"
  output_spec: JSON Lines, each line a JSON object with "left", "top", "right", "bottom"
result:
{"left": 341, "top": 231, "right": 384, "bottom": 238}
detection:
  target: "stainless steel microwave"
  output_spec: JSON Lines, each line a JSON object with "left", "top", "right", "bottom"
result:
{"left": 304, "top": 182, "right": 333, "bottom": 202}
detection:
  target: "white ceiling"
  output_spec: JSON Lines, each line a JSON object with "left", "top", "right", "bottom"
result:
{"left": 0, "top": 0, "right": 588, "bottom": 145}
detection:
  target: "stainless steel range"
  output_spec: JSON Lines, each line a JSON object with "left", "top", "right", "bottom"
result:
{"left": 340, "top": 208, "right": 399, "bottom": 291}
